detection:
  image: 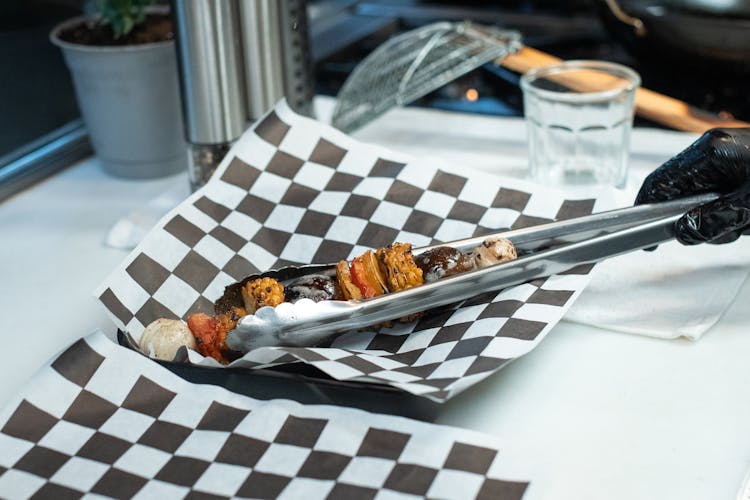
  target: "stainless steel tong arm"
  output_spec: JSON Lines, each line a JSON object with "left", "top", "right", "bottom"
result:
{"left": 226, "top": 193, "right": 717, "bottom": 351}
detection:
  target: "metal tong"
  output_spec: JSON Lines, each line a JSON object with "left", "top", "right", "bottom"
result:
{"left": 226, "top": 193, "right": 717, "bottom": 352}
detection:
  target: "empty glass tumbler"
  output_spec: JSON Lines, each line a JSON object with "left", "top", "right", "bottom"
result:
{"left": 521, "top": 60, "right": 641, "bottom": 188}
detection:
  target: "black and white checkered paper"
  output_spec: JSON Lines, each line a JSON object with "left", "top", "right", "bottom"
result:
{"left": 96, "top": 100, "right": 603, "bottom": 402}
{"left": 0, "top": 331, "right": 529, "bottom": 499}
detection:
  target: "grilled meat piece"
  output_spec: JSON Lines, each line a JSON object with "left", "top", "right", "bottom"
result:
{"left": 414, "top": 246, "right": 475, "bottom": 282}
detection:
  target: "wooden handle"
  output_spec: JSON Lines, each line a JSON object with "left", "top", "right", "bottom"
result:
{"left": 500, "top": 46, "right": 750, "bottom": 133}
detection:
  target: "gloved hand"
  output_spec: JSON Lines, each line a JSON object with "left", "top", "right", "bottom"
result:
{"left": 635, "top": 127, "right": 750, "bottom": 245}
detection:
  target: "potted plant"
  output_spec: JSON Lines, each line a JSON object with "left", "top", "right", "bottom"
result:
{"left": 50, "top": 0, "right": 186, "bottom": 179}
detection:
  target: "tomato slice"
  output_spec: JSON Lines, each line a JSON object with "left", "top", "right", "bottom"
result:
{"left": 187, "top": 313, "right": 220, "bottom": 359}
{"left": 349, "top": 257, "right": 378, "bottom": 298}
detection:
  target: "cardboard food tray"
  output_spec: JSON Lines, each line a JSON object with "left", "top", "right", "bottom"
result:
{"left": 117, "top": 330, "right": 441, "bottom": 420}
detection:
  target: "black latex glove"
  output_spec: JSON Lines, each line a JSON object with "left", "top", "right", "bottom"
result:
{"left": 635, "top": 127, "right": 750, "bottom": 245}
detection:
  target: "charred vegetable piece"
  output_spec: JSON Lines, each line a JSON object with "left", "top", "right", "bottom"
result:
{"left": 349, "top": 250, "right": 388, "bottom": 298}
{"left": 187, "top": 307, "right": 244, "bottom": 364}
{"left": 336, "top": 260, "right": 362, "bottom": 300}
{"left": 241, "top": 277, "right": 285, "bottom": 314}
{"left": 284, "top": 274, "right": 342, "bottom": 302}
{"left": 187, "top": 312, "right": 223, "bottom": 362}
{"left": 376, "top": 242, "right": 424, "bottom": 292}
{"left": 349, "top": 257, "right": 377, "bottom": 297}
{"left": 218, "top": 305, "right": 247, "bottom": 334}
{"left": 414, "top": 246, "right": 475, "bottom": 283}
{"left": 362, "top": 250, "right": 389, "bottom": 293}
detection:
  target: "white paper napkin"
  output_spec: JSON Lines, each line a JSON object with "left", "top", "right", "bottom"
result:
{"left": 737, "top": 466, "right": 750, "bottom": 500}
{"left": 566, "top": 238, "right": 750, "bottom": 340}
{"left": 104, "top": 182, "right": 190, "bottom": 249}
{"left": 561, "top": 146, "right": 750, "bottom": 341}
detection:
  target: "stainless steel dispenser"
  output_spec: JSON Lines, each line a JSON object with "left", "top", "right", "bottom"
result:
{"left": 172, "top": 0, "right": 314, "bottom": 191}
{"left": 171, "top": 0, "right": 247, "bottom": 191}
{"left": 239, "top": 0, "right": 285, "bottom": 120}
{"left": 239, "top": 0, "right": 314, "bottom": 119}
{"left": 278, "top": 0, "right": 315, "bottom": 118}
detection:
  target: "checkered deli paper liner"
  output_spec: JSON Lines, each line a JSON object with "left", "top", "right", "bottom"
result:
{"left": 96, "top": 100, "right": 603, "bottom": 402}
{"left": 0, "top": 331, "right": 529, "bottom": 499}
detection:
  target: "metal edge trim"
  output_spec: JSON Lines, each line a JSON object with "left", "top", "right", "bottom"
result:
{"left": 0, "top": 120, "right": 92, "bottom": 203}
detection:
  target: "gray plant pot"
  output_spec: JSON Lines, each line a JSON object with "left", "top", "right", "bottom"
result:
{"left": 50, "top": 14, "right": 187, "bottom": 179}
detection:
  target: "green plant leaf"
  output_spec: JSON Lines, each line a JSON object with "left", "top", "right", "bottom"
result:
{"left": 97, "top": 0, "right": 154, "bottom": 38}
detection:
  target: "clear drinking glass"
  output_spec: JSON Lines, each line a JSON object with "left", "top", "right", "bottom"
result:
{"left": 521, "top": 60, "right": 641, "bottom": 188}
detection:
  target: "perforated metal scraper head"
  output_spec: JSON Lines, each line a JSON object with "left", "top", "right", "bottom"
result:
{"left": 331, "top": 21, "right": 522, "bottom": 133}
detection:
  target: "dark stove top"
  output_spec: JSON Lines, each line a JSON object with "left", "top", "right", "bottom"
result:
{"left": 311, "top": 0, "right": 749, "bottom": 129}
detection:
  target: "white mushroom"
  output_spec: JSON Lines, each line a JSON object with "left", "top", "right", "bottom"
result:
{"left": 139, "top": 318, "right": 196, "bottom": 361}
{"left": 472, "top": 237, "right": 517, "bottom": 268}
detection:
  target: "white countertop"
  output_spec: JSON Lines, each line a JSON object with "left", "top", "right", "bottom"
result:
{"left": 2, "top": 101, "right": 749, "bottom": 500}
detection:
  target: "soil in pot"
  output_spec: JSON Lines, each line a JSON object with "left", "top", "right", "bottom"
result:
{"left": 56, "top": 13, "right": 173, "bottom": 46}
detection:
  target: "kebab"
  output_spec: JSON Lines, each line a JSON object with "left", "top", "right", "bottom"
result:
{"left": 140, "top": 238, "right": 517, "bottom": 363}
